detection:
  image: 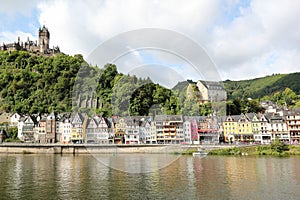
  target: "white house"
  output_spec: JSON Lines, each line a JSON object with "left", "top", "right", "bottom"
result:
{"left": 96, "top": 116, "right": 110, "bottom": 144}
{"left": 125, "top": 117, "right": 140, "bottom": 144}
{"left": 183, "top": 120, "right": 192, "bottom": 144}
{"left": 267, "top": 115, "right": 289, "bottom": 142}
{"left": 61, "top": 118, "right": 72, "bottom": 143}
{"left": 258, "top": 114, "right": 271, "bottom": 144}
{"left": 150, "top": 121, "right": 157, "bottom": 144}
{"left": 10, "top": 113, "right": 21, "bottom": 126}
{"left": 139, "top": 118, "right": 152, "bottom": 144}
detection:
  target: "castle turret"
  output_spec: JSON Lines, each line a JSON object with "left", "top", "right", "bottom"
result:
{"left": 38, "top": 25, "right": 50, "bottom": 53}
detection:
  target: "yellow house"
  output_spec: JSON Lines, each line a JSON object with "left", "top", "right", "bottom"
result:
{"left": 70, "top": 127, "right": 83, "bottom": 143}
{"left": 71, "top": 112, "right": 84, "bottom": 143}
{"left": 237, "top": 114, "right": 253, "bottom": 142}
{"left": 113, "top": 117, "right": 126, "bottom": 144}
{"left": 223, "top": 115, "right": 239, "bottom": 143}
{"left": 246, "top": 113, "right": 261, "bottom": 143}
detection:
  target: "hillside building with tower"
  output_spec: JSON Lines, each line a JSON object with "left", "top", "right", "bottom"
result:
{"left": 0, "top": 25, "right": 60, "bottom": 55}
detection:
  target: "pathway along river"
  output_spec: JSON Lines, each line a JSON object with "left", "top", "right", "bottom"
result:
{"left": 0, "top": 154, "right": 300, "bottom": 199}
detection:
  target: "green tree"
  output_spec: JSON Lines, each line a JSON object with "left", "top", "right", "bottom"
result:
{"left": 270, "top": 138, "right": 289, "bottom": 153}
{"left": 199, "top": 102, "right": 213, "bottom": 116}
{"left": 6, "top": 127, "right": 18, "bottom": 139}
{"left": 226, "top": 99, "right": 241, "bottom": 115}
{"left": 282, "top": 88, "right": 298, "bottom": 107}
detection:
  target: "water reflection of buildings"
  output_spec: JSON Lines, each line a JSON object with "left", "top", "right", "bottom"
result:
{"left": 2, "top": 155, "right": 300, "bottom": 199}
{"left": 192, "top": 156, "right": 229, "bottom": 199}
{"left": 9, "top": 155, "right": 23, "bottom": 199}
{"left": 224, "top": 157, "right": 261, "bottom": 199}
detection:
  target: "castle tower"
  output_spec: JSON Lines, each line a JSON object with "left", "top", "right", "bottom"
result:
{"left": 38, "top": 25, "right": 50, "bottom": 53}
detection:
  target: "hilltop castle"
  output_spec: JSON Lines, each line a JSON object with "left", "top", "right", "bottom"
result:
{"left": 0, "top": 25, "right": 60, "bottom": 55}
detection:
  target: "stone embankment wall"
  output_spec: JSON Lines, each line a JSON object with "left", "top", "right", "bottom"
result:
{"left": 0, "top": 144, "right": 196, "bottom": 154}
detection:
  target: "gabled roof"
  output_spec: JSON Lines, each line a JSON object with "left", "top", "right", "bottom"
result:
{"left": 245, "top": 113, "right": 257, "bottom": 120}
{"left": 97, "top": 116, "right": 111, "bottom": 128}
{"left": 86, "top": 118, "right": 98, "bottom": 128}
{"left": 139, "top": 117, "right": 151, "bottom": 127}
{"left": 256, "top": 113, "right": 268, "bottom": 122}
{"left": 225, "top": 115, "right": 241, "bottom": 122}
{"left": 238, "top": 114, "right": 251, "bottom": 122}
{"left": 21, "top": 115, "right": 38, "bottom": 125}
{"left": 198, "top": 80, "right": 225, "bottom": 90}
{"left": 57, "top": 112, "right": 72, "bottom": 121}
{"left": 71, "top": 112, "right": 85, "bottom": 124}
{"left": 10, "top": 112, "right": 22, "bottom": 117}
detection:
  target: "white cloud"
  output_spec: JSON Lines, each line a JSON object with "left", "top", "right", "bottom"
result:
{"left": 113, "top": 49, "right": 205, "bottom": 87}
{"left": 208, "top": 0, "right": 300, "bottom": 80}
{"left": 0, "top": 0, "right": 39, "bottom": 16}
{"left": 1, "top": 0, "right": 300, "bottom": 81}
{"left": 0, "top": 31, "right": 36, "bottom": 45}
{"left": 37, "top": 0, "right": 222, "bottom": 56}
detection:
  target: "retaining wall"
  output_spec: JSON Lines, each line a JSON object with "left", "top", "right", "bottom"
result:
{"left": 0, "top": 144, "right": 195, "bottom": 154}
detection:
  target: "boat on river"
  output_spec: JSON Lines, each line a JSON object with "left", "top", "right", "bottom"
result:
{"left": 192, "top": 148, "right": 208, "bottom": 157}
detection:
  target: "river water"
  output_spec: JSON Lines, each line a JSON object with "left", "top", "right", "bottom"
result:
{"left": 0, "top": 154, "right": 300, "bottom": 200}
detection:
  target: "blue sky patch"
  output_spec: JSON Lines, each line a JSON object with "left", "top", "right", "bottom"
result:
{"left": 0, "top": 8, "right": 39, "bottom": 37}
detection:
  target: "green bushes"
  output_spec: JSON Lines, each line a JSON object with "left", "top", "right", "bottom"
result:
{"left": 270, "top": 138, "right": 289, "bottom": 153}
{"left": 210, "top": 140, "right": 293, "bottom": 156}
{"left": 209, "top": 147, "right": 241, "bottom": 155}
{"left": 256, "top": 139, "right": 290, "bottom": 156}
{"left": 4, "top": 138, "right": 23, "bottom": 143}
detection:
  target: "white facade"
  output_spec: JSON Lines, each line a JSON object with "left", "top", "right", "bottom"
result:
{"left": 97, "top": 117, "right": 110, "bottom": 143}
{"left": 183, "top": 121, "right": 192, "bottom": 144}
{"left": 125, "top": 123, "right": 139, "bottom": 144}
{"left": 259, "top": 115, "right": 271, "bottom": 144}
{"left": 61, "top": 119, "right": 71, "bottom": 143}
{"left": 10, "top": 113, "right": 21, "bottom": 126}
{"left": 150, "top": 121, "right": 157, "bottom": 144}
{"left": 139, "top": 120, "right": 151, "bottom": 144}
{"left": 176, "top": 122, "right": 184, "bottom": 143}
{"left": 268, "top": 117, "right": 289, "bottom": 141}
{"left": 144, "top": 122, "right": 151, "bottom": 143}
{"left": 17, "top": 121, "right": 24, "bottom": 140}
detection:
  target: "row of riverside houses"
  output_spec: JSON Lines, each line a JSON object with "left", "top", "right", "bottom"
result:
{"left": 1, "top": 111, "right": 300, "bottom": 144}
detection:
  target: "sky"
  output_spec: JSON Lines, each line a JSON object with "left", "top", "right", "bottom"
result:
{"left": 0, "top": 0, "right": 300, "bottom": 87}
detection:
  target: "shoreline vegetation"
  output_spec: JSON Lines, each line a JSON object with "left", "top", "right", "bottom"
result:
{"left": 1, "top": 139, "right": 300, "bottom": 156}
{"left": 208, "top": 139, "right": 299, "bottom": 156}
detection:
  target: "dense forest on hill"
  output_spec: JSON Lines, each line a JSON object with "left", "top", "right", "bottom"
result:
{"left": 0, "top": 50, "right": 181, "bottom": 116}
{"left": 0, "top": 51, "right": 82, "bottom": 114}
{"left": 0, "top": 50, "right": 299, "bottom": 116}
{"left": 223, "top": 73, "right": 300, "bottom": 100}
{"left": 223, "top": 73, "right": 300, "bottom": 114}
{"left": 172, "top": 73, "right": 300, "bottom": 115}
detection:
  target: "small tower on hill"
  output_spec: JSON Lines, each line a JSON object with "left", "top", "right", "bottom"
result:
{"left": 39, "top": 25, "right": 50, "bottom": 53}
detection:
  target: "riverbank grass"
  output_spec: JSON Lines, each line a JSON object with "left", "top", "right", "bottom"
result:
{"left": 209, "top": 139, "right": 299, "bottom": 156}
